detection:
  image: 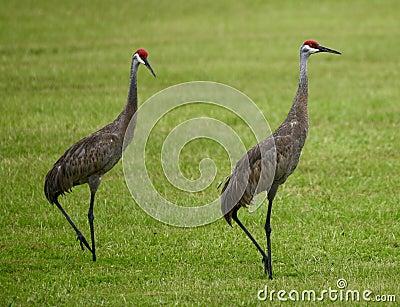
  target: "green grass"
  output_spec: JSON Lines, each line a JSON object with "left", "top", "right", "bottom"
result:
{"left": 1, "top": 0, "right": 399, "bottom": 305}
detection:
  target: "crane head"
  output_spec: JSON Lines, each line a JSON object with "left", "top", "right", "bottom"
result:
{"left": 134, "top": 48, "right": 156, "bottom": 77}
{"left": 301, "top": 40, "right": 341, "bottom": 55}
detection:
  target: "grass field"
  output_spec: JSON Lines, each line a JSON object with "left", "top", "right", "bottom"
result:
{"left": 1, "top": 0, "right": 399, "bottom": 305}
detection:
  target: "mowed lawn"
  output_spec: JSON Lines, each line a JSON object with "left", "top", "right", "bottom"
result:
{"left": 1, "top": 0, "right": 399, "bottom": 305}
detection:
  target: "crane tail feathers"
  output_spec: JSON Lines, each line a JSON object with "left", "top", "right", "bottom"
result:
{"left": 220, "top": 174, "right": 250, "bottom": 226}
{"left": 44, "top": 163, "right": 73, "bottom": 204}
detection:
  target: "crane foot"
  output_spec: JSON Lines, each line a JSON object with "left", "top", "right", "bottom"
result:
{"left": 262, "top": 256, "right": 273, "bottom": 280}
{"left": 76, "top": 232, "right": 92, "bottom": 253}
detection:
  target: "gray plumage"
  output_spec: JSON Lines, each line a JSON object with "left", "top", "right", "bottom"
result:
{"left": 221, "top": 40, "right": 341, "bottom": 279}
{"left": 44, "top": 48, "right": 156, "bottom": 261}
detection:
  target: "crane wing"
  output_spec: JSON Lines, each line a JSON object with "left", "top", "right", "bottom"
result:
{"left": 46, "top": 133, "right": 122, "bottom": 200}
{"left": 221, "top": 136, "right": 276, "bottom": 217}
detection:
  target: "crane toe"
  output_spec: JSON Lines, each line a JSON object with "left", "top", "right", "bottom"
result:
{"left": 76, "top": 233, "right": 92, "bottom": 253}
{"left": 261, "top": 255, "right": 268, "bottom": 272}
{"left": 261, "top": 256, "right": 273, "bottom": 279}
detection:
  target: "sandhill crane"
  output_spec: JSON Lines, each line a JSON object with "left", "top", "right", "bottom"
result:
{"left": 221, "top": 40, "right": 341, "bottom": 279}
{"left": 44, "top": 48, "right": 156, "bottom": 261}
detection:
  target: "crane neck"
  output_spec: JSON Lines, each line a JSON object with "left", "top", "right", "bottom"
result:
{"left": 113, "top": 57, "right": 140, "bottom": 142}
{"left": 126, "top": 58, "right": 140, "bottom": 117}
{"left": 287, "top": 54, "right": 309, "bottom": 122}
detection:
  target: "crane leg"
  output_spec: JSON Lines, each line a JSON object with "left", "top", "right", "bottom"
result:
{"left": 88, "top": 192, "right": 96, "bottom": 262}
{"left": 264, "top": 199, "right": 273, "bottom": 280}
{"left": 231, "top": 210, "right": 270, "bottom": 279}
{"left": 54, "top": 199, "right": 92, "bottom": 253}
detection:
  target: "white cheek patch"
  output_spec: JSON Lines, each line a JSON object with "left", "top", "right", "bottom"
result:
{"left": 303, "top": 45, "right": 319, "bottom": 54}
{"left": 134, "top": 53, "right": 146, "bottom": 64}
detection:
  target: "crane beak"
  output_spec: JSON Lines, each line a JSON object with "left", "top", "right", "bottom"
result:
{"left": 144, "top": 58, "right": 156, "bottom": 77}
{"left": 317, "top": 45, "right": 341, "bottom": 55}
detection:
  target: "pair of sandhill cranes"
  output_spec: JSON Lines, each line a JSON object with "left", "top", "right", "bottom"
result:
{"left": 44, "top": 40, "right": 340, "bottom": 279}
